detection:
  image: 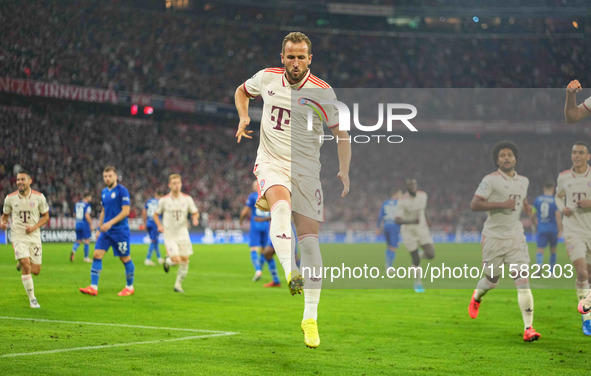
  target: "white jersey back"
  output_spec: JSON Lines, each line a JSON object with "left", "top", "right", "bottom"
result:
{"left": 3, "top": 190, "right": 49, "bottom": 243}
{"left": 474, "top": 170, "right": 529, "bottom": 238}
{"left": 556, "top": 166, "right": 591, "bottom": 238}
{"left": 243, "top": 68, "right": 338, "bottom": 178}
{"left": 397, "top": 191, "right": 429, "bottom": 231}
{"left": 156, "top": 193, "right": 198, "bottom": 239}
{"left": 584, "top": 96, "right": 591, "bottom": 112}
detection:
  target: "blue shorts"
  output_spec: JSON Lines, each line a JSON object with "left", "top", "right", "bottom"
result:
{"left": 95, "top": 228, "right": 131, "bottom": 257}
{"left": 146, "top": 222, "right": 159, "bottom": 242}
{"left": 249, "top": 229, "right": 269, "bottom": 248}
{"left": 537, "top": 230, "right": 558, "bottom": 248}
{"left": 75, "top": 223, "right": 91, "bottom": 240}
{"left": 384, "top": 224, "right": 401, "bottom": 248}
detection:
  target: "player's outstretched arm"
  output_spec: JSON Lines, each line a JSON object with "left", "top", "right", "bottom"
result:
{"left": 235, "top": 85, "right": 253, "bottom": 143}
{"left": 0, "top": 213, "right": 10, "bottom": 231}
{"left": 565, "top": 80, "right": 590, "bottom": 123}
{"left": 331, "top": 127, "right": 351, "bottom": 197}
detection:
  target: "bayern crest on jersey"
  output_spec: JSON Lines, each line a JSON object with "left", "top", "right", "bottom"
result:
{"left": 260, "top": 179, "right": 265, "bottom": 190}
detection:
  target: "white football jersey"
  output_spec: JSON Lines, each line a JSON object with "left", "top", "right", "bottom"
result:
{"left": 156, "top": 193, "right": 198, "bottom": 240}
{"left": 474, "top": 169, "right": 529, "bottom": 238}
{"left": 3, "top": 190, "right": 49, "bottom": 243}
{"left": 584, "top": 96, "right": 591, "bottom": 112}
{"left": 556, "top": 166, "right": 591, "bottom": 238}
{"left": 243, "top": 68, "right": 338, "bottom": 178}
{"left": 397, "top": 191, "right": 429, "bottom": 230}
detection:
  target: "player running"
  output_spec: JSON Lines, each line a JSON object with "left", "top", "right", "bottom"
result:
{"left": 555, "top": 142, "right": 591, "bottom": 335}
{"left": 153, "top": 174, "right": 199, "bottom": 293}
{"left": 1, "top": 170, "right": 49, "bottom": 308}
{"left": 395, "top": 179, "right": 435, "bottom": 293}
{"left": 468, "top": 141, "right": 540, "bottom": 342}
{"left": 234, "top": 31, "right": 351, "bottom": 348}
{"left": 70, "top": 191, "right": 93, "bottom": 263}
{"left": 530, "top": 183, "right": 562, "bottom": 274}
{"left": 143, "top": 190, "right": 164, "bottom": 266}
{"left": 377, "top": 189, "right": 402, "bottom": 270}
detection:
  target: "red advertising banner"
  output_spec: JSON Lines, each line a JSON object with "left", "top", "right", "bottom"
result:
{"left": 0, "top": 77, "right": 117, "bottom": 103}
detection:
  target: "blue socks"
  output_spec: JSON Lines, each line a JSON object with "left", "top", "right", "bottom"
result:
{"left": 72, "top": 242, "right": 80, "bottom": 252}
{"left": 83, "top": 244, "right": 89, "bottom": 258}
{"left": 536, "top": 252, "right": 543, "bottom": 265}
{"left": 549, "top": 253, "right": 557, "bottom": 269}
{"left": 267, "top": 258, "right": 280, "bottom": 284}
{"left": 124, "top": 260, "right": 135, "bottom": 286}
{"left": 250, "top": 250, "right": 261, "bottom": 272}
{"left": 385, "top": 250, "right": 396, "bottom": 268}
{"left": 146, "top": 242, "right": 160, "bottom": 261}
{"left": 91, "top": 258, "right": 103, "bottom": 286}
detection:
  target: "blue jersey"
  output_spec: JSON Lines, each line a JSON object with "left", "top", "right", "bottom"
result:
{"left": 533, "top": 194, "right": 558, "bottom": 232}
{"left": 145, "top": 198, "right": 159, "bottom": 225}
{"left": 378, "top": 199, "right": 400, "bottom": 228}
{"left": 101, "top": 184, "right": 131, "bottom": 231}
{"left": 75, "top": 201, "right": 92, "bottom": 225}
{"left": 246, "top": 192, "right": 270, "bottom": 232}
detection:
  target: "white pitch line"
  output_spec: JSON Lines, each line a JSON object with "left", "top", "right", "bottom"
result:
{"left": 0, "top": 316, "right": 238, "bottom": 358}
{"left": 0, "top": 316, "right": 236, "bottom": 333}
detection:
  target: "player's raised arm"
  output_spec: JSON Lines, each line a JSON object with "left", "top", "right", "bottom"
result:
{"left": 331, "top": 127, "right": 351, "bottom": 197}
{"left": 235, "top": 85, "right": 253, "bottom": 143}
{"left": 565, "top": 80, "right": 591, "bottom": 123}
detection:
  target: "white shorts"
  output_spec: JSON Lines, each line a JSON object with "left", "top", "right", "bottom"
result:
{"left": 401, "top": 225, "right": 433, "bottom": 251}
{"left": 164, "top": 237, "right": 193, "bottom": 258}
{"left": 564, "top": 235, "right": 591, "bottom": 263}
{"left": 13, "top": 242, "right": 43, "bottom": 264}
{"left": 254, "top": 163, "right": 324, "bottom": 222}
{"left": 481, "top": 234, "right": 529, "bottom": 277}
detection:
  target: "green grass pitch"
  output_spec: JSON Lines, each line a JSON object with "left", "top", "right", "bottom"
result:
{"left": 0, "top": 242, "right": 589, "bottom": 375}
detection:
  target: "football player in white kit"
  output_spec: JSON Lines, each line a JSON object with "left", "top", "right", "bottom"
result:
{"left": 564, "top": 79, "right": 591, "bottom": 123}
{"left": 234, "top": 32, "right": 351, "bottom": 348}
{"left": 468, "top": 141, "right": 541, "bottom": 342}
{"left": 1, "top": 170, "right": 49, "bottom": 308}
{"left": 153, "top": 174, "right": 199, "bottom": 293}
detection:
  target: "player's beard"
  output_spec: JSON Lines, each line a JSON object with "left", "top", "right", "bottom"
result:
{"left": 286, "top": 68, "right": 307, "bottom": 84}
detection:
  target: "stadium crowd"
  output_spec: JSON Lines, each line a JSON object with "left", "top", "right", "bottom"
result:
{"left": 0, "top": 105, "right": 584, "bottom": 232}
{"left": 2, "top": 0, "right": 590, "bottom": 104}
{"left": 2, "top": 0, "right": 591, "bottom": 231}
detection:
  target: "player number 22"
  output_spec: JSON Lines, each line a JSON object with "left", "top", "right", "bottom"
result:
{"left": 118, "top": 242, "right": 128, "bottom": 252}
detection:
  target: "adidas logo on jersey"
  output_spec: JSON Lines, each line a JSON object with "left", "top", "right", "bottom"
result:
{"left": 276, "top": 233, "right": 291, "bottom": 240}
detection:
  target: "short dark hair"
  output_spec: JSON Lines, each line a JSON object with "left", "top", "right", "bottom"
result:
{"left": 17, "top": 170, "right": 31, "bottom": 178}
{"left": 492, "top": 140, "right": 518, "bottom": 167}
{"left": 543, "top": 182, "right": 555, "bottom": 190}
{"left": 155, "top": 189, "right": 164, "bottom": 196}
{"left": 103, "top": 166, "right": 117, "bottom": 173}
{"left": 574, "top": 141, "right": 590, "bottom": 153}
{"left": 83, "top": 191, "right": 91, "bottom": 198}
